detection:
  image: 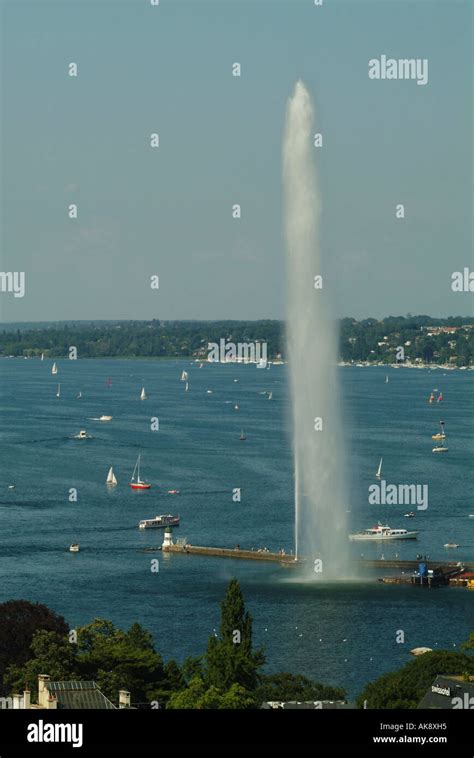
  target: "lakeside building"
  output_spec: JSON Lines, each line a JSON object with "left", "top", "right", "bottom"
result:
{"left": 2, "top": 674, "right": 131, "bottom": 710}
{"left": 418, "top": 676, "right": 474, "bottom": 709}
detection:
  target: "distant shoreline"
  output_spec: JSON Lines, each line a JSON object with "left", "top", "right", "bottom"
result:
{"left": 1, "top": 356, "right": 473, "bottom": 370}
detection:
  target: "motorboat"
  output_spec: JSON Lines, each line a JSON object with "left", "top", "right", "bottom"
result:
{"left": 138, "top": 514, "right": 180, "bottom": 529}
{"left": 349, "top": 523, "right": 418, "bottom": 541}
{"left": 99, "top": 415, "right": 113, "bottom": 422}
{"left": 444, "top": 542, "right": 460, "bottom": 548}
{"left": 69, "top": 544, "right": 80, "bottom": 552}
{"left": 404, "top": 512, "right": 415, "bottom": 518}
{"left": 74, "top": 430, "right": 91, "bottom": 440}
{"left": 167, "top": 489, "right": 180, "bottom": 495}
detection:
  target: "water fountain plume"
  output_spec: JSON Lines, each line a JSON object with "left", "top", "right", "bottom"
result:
{"left": 283, "top": 81, "right": 349, "bottom": 578}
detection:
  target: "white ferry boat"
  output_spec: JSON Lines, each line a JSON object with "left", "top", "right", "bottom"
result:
{"left": 138, "top": 514, "right": 180, "bottom": 529}
{"left": 349, "top": 523, "right": 418, "bottom": 541}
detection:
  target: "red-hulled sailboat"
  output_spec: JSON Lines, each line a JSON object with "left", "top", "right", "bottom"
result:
{"left": 129, "top": 454, "right": 151, "bottom": 490}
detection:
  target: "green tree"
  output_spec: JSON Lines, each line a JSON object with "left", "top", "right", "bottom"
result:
{"left": 167, "top": 675, "right": 255, "bottom": 710}
{"left": 0, "top": 600, "right": 69, "bottom": 694}
{"left": 205, "top": 579, "right": 265, "bottom": 691}
{"left": 254, "top": 672, "right": 346, "bottom": 703}
{"left": 148, "top": 660, "right": 186, "bottom": 709}
{"left": 76, "top": 619, "right": 165, "bottom": 705}
{"left": 4, "top": 630, "right": 78, "bottom": 699}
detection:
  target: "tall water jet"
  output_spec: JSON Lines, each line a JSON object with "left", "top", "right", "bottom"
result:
{"left": 283, "top": 81, "right": 349, "bottom": 578}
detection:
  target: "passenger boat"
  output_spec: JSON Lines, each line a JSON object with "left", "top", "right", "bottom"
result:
{"left": 138, "top": 514, "right": 180, "bottom": 529}
{"left": 349, "top": 523, "right": 418, "bottom": 541}
{"left": 129, "top": 455, "right": 151, "bottom": 490}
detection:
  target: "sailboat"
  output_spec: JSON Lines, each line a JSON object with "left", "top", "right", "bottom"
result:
{"left": 432, "top": 421, "right": 446, "bottom": 441}
{"left": 77, "top": 391, "right": 82, "bottom": 399}
{"left": 437, "top": 392, "right": 443, "bottom": 403}
{"left": 181, "top": 370, "right": 188, "bottom": 381}
{"left": 129, "top": 454, "right": 151, "bottom": 490}
{"left": 385, "top": 375, "right": 389, "bottom": 383}
{"left": 268, "top": 391, "right": 273, "bottom": 400}
{"left": 140, "top": 387, "right": 147, "bottom": 400}
{"left": 106, "top": 467, "right": 118, "bottom": 486}
{"left": 51, "top": 362, "right": 58, "bottom": 375}
{"left": 428, "top": 392, "right": 435, "bottom": 404}
{"left": 41, "top": 353, "right": 44, "bottom": 361}
{"left": 56, "top": 383, "right": 61, "bottom": 398}
{"left": 432, "top": 423, "right": 448, "bottom": 453}
{"left": 240, "top": 428, "right": 246, "bottom": 441}
{"left": 185, "top": 382, "right": 189, "bottom": 392}
{"left": 376, "top": 457, "right": 383, "bottom": 479}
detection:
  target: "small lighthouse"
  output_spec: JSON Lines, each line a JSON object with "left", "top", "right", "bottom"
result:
{"left": 162, "top": 527, "right": 173, "bottom": 551}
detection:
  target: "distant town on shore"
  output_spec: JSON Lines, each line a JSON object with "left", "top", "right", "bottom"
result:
{"left": 0, "top": 315, "right": 473, "bottom": 367}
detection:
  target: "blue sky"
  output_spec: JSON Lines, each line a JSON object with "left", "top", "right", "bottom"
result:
{"left": 1, "top": 0, "right": 472, "bottom": 321}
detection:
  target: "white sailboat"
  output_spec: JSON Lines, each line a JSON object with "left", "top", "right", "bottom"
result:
{"left": 181, "top": 370, "right": 189, "bottom": 381}
{"left": 56, "top": 383, "right": 61, "bottom": 398}
{"left": 140, "top": 387, "right": 147, "bottom": 400}
{"left": 106, "top": 467, "right": 118, "bottom": 486}
{"left": 268, "top": 391, "right": 273, "bottom": 400}
{"left": 376, "top": 457, "right": 383, "bottom": 479}
{"left": 51, "top": 362, "right": 58, "bottom": 375}
{"left": 385, "top": 375, "right": 389, "bottom": 383}
{"left": 185, "top": 381, "right": 189, "bottom": 392}
{"left": 41, "top": 353, "right": 44, "bottom": 361}
{"left": 77, "top": 391, "right": 82, "bottom": 399}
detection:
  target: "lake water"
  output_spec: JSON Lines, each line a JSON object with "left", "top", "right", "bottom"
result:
{"left": 0, "top": 358, "right": 473, "bottom": 698}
